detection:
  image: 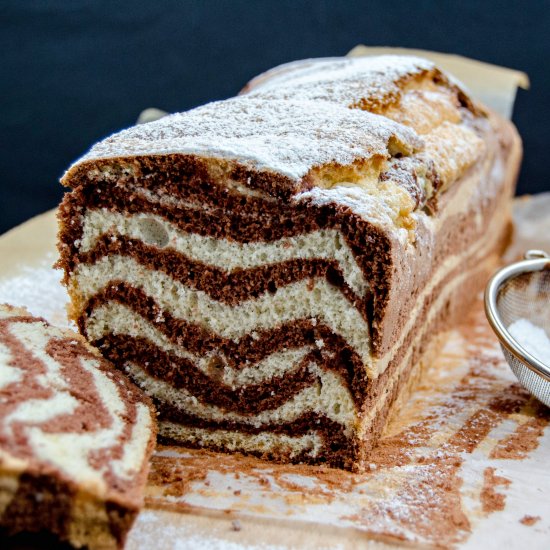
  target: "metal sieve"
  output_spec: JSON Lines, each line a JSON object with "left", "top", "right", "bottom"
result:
{"left": 485, "top": 250, "right": 550, "bottom": 407}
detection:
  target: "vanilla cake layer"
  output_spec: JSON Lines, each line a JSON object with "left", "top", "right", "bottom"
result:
{"left": 57, "top": 55, "right": 521, "bottom": 470}
{"left": 0, "top": 305, "right": 156, "bottom": 549}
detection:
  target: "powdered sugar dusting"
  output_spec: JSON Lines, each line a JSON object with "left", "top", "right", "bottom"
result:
{"left": 508, "top": 318, "right": 550, "bottom": 365}
{"left": 68, "top": 97, "right": 421, "bottom": 182}
{"left": 130, "top": 511, "right": 291, "bottom": 550}
{"left": 244, "top": 55, "right": 434, "bottom": 104}
{"left": 296, "top": 185, "right": 407, "bottom": 239}
{"left": 0, "top": 254, "right": 70, "bottom": 327}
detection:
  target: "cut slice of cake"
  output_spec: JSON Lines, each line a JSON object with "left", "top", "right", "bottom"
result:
{"left": 57, "top": 55, "right": 521, "bottom": 470}
{"left": 0, "top": 304, "right": 156, "bottom": 549}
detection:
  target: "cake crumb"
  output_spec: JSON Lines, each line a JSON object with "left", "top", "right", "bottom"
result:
{"left": 520, "top": 515, "right": 541, "bottom": 526}
{"left": 258, "top": 476, "right": 270, "bottom": 486}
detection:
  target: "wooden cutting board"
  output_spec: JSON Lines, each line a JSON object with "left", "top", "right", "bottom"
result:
{"left": 1, "top": 197, "right": 549, "bottom": 549}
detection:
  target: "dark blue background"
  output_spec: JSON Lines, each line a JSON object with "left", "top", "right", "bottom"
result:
{"left": 2, "top": 1, "right": 549, "bottom": 234}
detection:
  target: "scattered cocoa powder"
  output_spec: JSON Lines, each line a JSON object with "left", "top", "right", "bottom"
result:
{"left": 480, "top": 467, "right": 511, "bottom": 514}
{"left": 231, "top": 519, "right": 242, "bottom": 532}
{"left": 520, "top": 515, "right": 541, "bottom": 526}
{"left": 491, "top": 413, "right": 549, "bottom": 459}
{"left": 147, "top": 456, "right": 208, "bottom": 498}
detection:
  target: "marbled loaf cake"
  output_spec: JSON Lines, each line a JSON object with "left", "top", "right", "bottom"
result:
{"left": 57, "top": 55, "right": 521, "bottom": 470}
{"left": 0, "top": 304, "right": 156, "bottom": 548}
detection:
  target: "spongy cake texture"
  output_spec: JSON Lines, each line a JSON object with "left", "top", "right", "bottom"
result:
{"left": 0, "top": 304, "right": 156, "bottom": 549}
{"left": 57, "top": 55, "right": 521, "bottom": 470}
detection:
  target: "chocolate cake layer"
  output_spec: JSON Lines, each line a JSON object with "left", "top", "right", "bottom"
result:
{"left": 0, "top": 305, "right": 156, "bottom": 549}
{"left": 57, "top": 54, "right": 522, "bottom": 470}
{"left": 78, "top": 235, "right": 366, "bottom": 311}
{"left": 99, "top": 333, "right": 321, "bottom": 414}
{"left": 81, "top": 282, "right": 361, "bottom": 369}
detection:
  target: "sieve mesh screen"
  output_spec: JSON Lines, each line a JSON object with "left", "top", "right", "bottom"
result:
{"left": 494, "top": 268, "right": 550, "bottom": 406}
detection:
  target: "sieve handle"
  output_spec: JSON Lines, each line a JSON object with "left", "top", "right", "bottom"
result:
{"left": 525, "top": 249, "right": 549, "bottom": 260}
